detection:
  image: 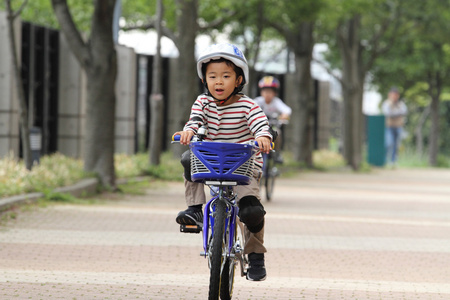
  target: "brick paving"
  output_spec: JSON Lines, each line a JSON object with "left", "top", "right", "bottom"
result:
{"left": 1, "top": 168, "right": 450, "bottom": 299}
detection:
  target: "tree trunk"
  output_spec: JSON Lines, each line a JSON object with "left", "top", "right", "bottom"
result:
{"left": 171, "top": 0, "right": 199, "bottom": 157}
{"left": 284, "top": 22, "right": 315, "bottom": 166}
{"left": 149, "top": 0, "right": 164, "bottom": 165}
{"left": 292, "top": 51, "right": 314, "bottom": 165}
{"left": 245, "top": 1, "right": 264, "bottom": 99}
{"left": 84, "top": 64, "right": 117, "bottom": 186}
{"left": 341, "top": 82, "right": 364, "bottom": 169}
{"left": 86, "top": 1, "right": 117, "bottom": 187}
{"left": 428, "top": 71, "right": 441, "bottom": 166}
{"left": 52, "top": 0, "right": 117, "bottom": 187}
{"left": 5, "top": 1, "right": 32, "bottom": 170}
{"left": 415, "top": 105, "right": 430, "bottom": 157}
{"left": 337, "top": 16, "right": 365, "bottom": 170}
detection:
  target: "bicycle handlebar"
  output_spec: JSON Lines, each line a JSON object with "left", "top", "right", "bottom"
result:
{"left": 172, "top": 134, "right": 274, "bottom": 150}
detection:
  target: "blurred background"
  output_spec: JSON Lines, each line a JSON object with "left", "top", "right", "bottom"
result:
{"left": 1, "top": 0, "right": 449, "bottom": 187}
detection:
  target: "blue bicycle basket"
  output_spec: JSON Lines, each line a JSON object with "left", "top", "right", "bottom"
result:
{"left": 190, "top": 141, "right": 256, "bottom": 185}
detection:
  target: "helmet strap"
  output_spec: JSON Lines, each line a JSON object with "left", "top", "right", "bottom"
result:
{"left": 203, "top": 81, "right": 245, "bottom": 105}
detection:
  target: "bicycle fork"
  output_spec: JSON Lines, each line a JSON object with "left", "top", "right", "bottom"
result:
{"left": 200, "top": 194, "right": 242, "bottom": 273}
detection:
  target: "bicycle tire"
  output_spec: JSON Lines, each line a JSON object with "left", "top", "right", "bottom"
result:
{"left": 220, "top": 222, "right": 238, "bottom": 300}
{"left": 219, "top": 258, "right": 235, "bottom": 300}
{"left": 265, "top": 157, "right": 276, "bottom": 201}
{"left": 208, "top": 199, "right": 227, "bottom": 300}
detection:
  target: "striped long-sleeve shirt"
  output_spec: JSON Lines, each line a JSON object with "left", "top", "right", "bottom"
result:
{"left": 183, "top": 94, "right": 272, "bottom": 170}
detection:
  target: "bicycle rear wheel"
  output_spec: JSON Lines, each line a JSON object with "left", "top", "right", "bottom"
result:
{"left": 208, "top": 199, "right": 227, "bottom": 300}
{"left": 265, "top": 156, "right": 276, "bottom": 201}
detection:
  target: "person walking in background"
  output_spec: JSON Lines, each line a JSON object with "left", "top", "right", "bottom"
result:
{"left": 382, "top": 87, "right": 407, "bottom": 167}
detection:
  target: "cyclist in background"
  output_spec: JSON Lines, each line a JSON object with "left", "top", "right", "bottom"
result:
{"left": 254, "top": 76, "right": 291, "bottom": 163}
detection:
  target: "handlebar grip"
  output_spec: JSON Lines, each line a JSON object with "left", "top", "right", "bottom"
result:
{"left": 172, "top": 134, "right": 181, "bottom": 142}
{"left": 254, "top": 141, "right": 275, "bottom": 149}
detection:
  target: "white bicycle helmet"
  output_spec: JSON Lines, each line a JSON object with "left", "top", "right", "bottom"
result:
{"left": 196, "top": 43, "right": 249, "bottom": 85}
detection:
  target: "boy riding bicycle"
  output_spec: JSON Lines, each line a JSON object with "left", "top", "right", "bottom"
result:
{"left": 173, "top": 43, "right": 272, "bottom": 281}
{"left": 254, "top": 76, "right": 291, "bottom": 163}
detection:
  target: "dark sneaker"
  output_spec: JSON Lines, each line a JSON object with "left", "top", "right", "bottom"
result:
{"left": 246, "top": 252, "right": 266, "bottom": 281}
{"left": 176, "top": 207, "right": 203, "bottom": 226}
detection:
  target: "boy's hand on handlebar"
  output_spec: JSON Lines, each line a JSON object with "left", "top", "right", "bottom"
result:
{"left": 173, "top": 130, "right": 195, "bottom": 145}
{"left": 256, "top": 136, "right": 272, "bottom": 154}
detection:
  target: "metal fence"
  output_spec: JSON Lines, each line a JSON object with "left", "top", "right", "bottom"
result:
{"left": 20, "top": 22, "right": 60, "bottom": 157}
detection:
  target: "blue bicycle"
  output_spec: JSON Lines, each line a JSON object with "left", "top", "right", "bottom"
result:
{"left": 173, "top": 130, "right": 260, "bottom": 300}
{"left": 261, "top": 116, "right": 287, "bottom": 201}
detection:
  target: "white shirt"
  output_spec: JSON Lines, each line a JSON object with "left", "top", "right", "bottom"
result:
{"left": 254, "top": 96, "right": 292, "bottom": 119}
{"left": 381, "top": 99, "right": 407, "bottom": 128}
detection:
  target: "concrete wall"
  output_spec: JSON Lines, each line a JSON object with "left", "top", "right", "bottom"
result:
{"left": 0, "top": 12, "right": 20, "bottom": 158}
{"left": 57, "top": 35, "right": 86, "bottom": 158}
{"left": 57, "top": 41, "right": 137, "bottom": 158}
{"left": 115, "top": 45, "right": 137, "bottom": 154}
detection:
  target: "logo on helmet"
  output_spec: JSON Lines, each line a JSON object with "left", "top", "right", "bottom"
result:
{"left": 231, "top": 44, "right": 244, "bottom": 58}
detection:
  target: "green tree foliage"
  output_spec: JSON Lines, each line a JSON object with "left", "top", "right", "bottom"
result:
{"left": 121, "top": 0, "right": 235, "bottom": 33}
{"left": 372, "top": 1, "right": 450, "bottom": 93}
{"left": 265, "top": 0, "right": 324, "bottom": 25}
{"left": 259, "top": 0, "right": 327, "bottom": 166}
{"left": 122, "top": 0, "right": 171, "bottom": 29}
{"left": 371, "top": 0, "right": 450, "bottom": 164}
{"left": 1, "top": 0, "right": 92, "bottom": 31}
{"left": 224, "top": 0, "right": 275, "bottom": 98}
{"left": 316, "top": 0, "right": 402, "bottom": 169}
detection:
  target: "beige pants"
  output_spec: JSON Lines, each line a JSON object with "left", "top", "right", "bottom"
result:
{"left": 184, "top": 171, "right": 266, "bottom": 254}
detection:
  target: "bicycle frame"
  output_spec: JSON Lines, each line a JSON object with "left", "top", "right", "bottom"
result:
{"left": 203, "top": 192, "right": 232, "bottom": 256}
{"left": 202, "top": 184, "right": 246, "bottom": 277}
{"left": 172, "top": 133, "right": 262, "bottom": 298}
{"left": 261, "top": 150, "right": 279, "bottom": 202}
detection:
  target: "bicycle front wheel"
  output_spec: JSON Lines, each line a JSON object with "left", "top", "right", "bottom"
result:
{"left": 208, "top": 199, "right": 227, "bottom": 300}
{"left": 219, "top": 220, "right": 238, "bottom": 300}
{"left": 265, "top": 157, "right": 276, "bottom": 201}
{"left": 219, "top": 258, "right": 235, "bottom": 300}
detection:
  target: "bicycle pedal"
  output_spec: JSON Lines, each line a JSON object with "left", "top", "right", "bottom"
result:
{"left": 180, "top": 224, "right": 202, "bottom": 233}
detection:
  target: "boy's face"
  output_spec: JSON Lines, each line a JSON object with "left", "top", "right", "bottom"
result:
{"left": 205, "top": 61, "right": 242, "bottom": 101}
{"left": 261, "top": 88, "right": 276, "bottom": 104}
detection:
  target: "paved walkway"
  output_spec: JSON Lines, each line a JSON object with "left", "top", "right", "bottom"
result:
{"left": 1, "top": 168, "right": 450, "bottom": 299}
